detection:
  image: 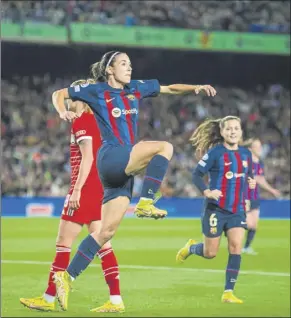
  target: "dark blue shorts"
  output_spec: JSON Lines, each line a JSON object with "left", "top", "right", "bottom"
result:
{"left": 249, "top": 199, "right": 260, "bottom": 210}
{"left": 97, "top": 143, "right": 134, "bottom": 204}
{"left": 202, "top": 203, "right": 247, "bottom": 238}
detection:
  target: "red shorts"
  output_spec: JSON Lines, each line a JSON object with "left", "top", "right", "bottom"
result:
{"left": 61, "top": 188, "right": 103, "bottom": 225}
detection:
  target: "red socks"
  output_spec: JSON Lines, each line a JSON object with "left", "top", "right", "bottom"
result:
{"left": 44, "top": 244, "right": 121, "bottom": 303}
{"left": 97, "top": 247, "right": 121, "bottom": 296}
{"left": 45, "top": 245, "right": 71, "bottom": 296}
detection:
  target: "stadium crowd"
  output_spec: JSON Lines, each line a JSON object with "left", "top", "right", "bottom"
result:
{"left": 2, "top": 75, "right": 290, "bottom": 198}
{"left": 2, "top": 0, "right": 290, "bottom": 33}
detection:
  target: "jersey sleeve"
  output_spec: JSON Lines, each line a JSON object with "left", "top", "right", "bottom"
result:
{"left": 72, "top": 116, "right": 93, "bottom": 144}
{"left": 68, "top": 83, "right": 99, "bottom": 104}
{"left": 195, "top": 149, "right": 216, "bottom": 175}
{"left": 258, "top": 161, "right": 265, "bottom": 176}
{"left": 134, "top": 79, "right": 160, "bottom": 99}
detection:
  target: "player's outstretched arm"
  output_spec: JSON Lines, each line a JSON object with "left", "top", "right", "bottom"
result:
{"left": 255, "top": 175, "right": 281, "bottom": 198}
{"left": 160, "top": 84, "right": 216, "bottom": 97}
{"left": 52, "top": 88, "right": 78, "bottom": 121}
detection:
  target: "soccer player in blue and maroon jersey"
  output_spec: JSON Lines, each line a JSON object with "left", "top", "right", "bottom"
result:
{"left": 20, "top": 79, "right": 125, "bottom": 313}
{"left": 51, "top": 51, "right": 217, "bottom": 310}
{"left": 241, "top": 138, "right": 281, "bottom": 255}
{"left": 176, "top": 116, "right": 256, "bottom": 304}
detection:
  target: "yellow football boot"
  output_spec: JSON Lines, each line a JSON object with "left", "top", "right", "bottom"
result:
{"left": 53, "top": 271, "right": 72, "bottom": 311}
{"left": 176, "top": 239, "right": 197, "bottom": 264}
{"left": 221, "top": 291, "right": 243, "bottom": 304}
{"left": 90, "top": 300, "right": 125, "bottom": 313}
{"left": 20, "top": 296, "right": 55, "bottom": 312}
{"left": 134, "top": 199, "right": 167, "bottom": 219}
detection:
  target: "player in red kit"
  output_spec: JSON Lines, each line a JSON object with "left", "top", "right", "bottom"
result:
{"left": 20, "top": 79, "right": 124, "bottom": 313}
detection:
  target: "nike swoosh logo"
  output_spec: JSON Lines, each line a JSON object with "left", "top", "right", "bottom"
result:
{"left": 138, "top": 208, "right": 152, "bottom": 216}
{"left": 241, "top": 221, "right": 247, "bottom": 224}
{"left": 225, "top": 162, "right": 232, "bottom": 166}
{"left": 106, "top": 98, "right": 115, "bottom": 103}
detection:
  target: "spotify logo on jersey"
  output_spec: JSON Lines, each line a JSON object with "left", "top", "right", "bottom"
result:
{"left": 112, "top": 107, "right": 121, "bottom": 118}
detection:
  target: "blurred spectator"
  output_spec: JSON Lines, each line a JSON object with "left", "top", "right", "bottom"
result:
{"left": 1, "top": 0, "right": 290, "bottom": 33}
{"left": 1, "top": 75, "right": 290, "bottom": 198}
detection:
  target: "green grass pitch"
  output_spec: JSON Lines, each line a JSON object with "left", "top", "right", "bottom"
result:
{"left": 1, "top": 218, "right": 290, "bottom": 317}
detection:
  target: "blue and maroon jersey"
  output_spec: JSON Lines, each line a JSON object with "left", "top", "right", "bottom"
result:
{"left": 247, "top": 160, "right": 264, "bottom": 200}
{"left": 195, "top": 144, "right": 253, "bottom": 214}
{"left": 68, "top": 80, "right": 160, "bottom": 146}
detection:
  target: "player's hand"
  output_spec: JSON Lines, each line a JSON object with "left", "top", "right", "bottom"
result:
{"left": 59, "top": 111, "right": 79, "bottom": 122}
{"left": 271, "top": 189, "right": 281, "bottom": 198}
{"left": 204, "top": 189, "right": 223, "bottom": 201}
{"left": 194, "top": 85, "right": 217, "bottom": 97}
{"left": 248, "top": 177, "right": 256, "bottom": 189}
{"left": 69, "top": 189, "right": 81, "bottom": 210}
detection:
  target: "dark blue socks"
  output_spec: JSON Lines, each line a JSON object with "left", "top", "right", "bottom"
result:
{"left": 189, "top": 243, "right": 205, "bottom": 257}
{"left": 67, "top": 235, "right": 101, "bottom": 279}
{"left": 225, "top": 254, "right": 241, "bottom": 291}
{"left": 141, "top": 155, "right": 169, "bottom": 200}
{"left": 244, "top": 229, "right": 256, "bottom": 248}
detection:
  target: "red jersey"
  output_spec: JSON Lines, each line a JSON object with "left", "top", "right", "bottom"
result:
{"left": 69, "top": 112, "right": 102, "bottom": 193}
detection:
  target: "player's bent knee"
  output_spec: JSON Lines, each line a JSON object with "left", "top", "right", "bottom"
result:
{"left": 203, "top": 249, "right": 217, "bottom": 259}
{"left": 160, "top": 141, "right": 174, "bottom": 160}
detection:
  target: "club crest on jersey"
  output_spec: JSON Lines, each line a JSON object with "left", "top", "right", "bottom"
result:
{"left": 126, "top": 94, "right": 135, "bottom": 101}
{"left": 242, "top": 160, "right": 248, "bottom": 168}
{"left": 225, "top": 171, "right": 234, "bottom": 179}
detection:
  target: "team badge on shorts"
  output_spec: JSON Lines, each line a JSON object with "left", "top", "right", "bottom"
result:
{"left": 210, "top": 227, "right": 217, "bottom": 234}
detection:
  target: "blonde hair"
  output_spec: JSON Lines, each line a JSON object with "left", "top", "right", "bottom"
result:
{"left": 190, "top": 116, "right": 241, "bottom": 157}
{"left": 70, "top": 78, "right": 96, "bottom": 114}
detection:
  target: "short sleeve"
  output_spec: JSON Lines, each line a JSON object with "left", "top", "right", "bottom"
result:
{"left": 196, "top": 149, "right": 216, "bottom": 175}
{"left": 72, "top": 116, "right": 93, "bottom": 144}
{"left": 68, "top": 83, "right": 99, "bottom": 104}
{"left": 258, "top": 161, "right": 265, "bottom": 176}
{"left": 134, "top": 79, "right": 160, "bottom": 99}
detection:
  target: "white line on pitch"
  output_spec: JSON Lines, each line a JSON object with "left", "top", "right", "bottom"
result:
{"left": 1, "top": 260, "right": 289, "bottom": 277}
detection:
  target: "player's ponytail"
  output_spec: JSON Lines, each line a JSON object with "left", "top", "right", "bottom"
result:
{"left": 190, "top": 115, "right": 241, "bottom": 157}
{"left": 91, "top": 62, "right": 106, "bottom": 82}
{"left": 190, "top": 119, "right": 222, "bottom": 157}
{"left": 91, "top": 51, "right": 123, "bottom": 82}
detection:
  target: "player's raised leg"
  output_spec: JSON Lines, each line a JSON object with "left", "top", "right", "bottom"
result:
{"left": 54, "top": 196, "right": 129, "bottom": 311}
{"left": 20, "top": 220, "right": 82, "bottom": 311}
{"left": 125, "top": 140, "right": 173, "bottom": 219}
{"left": 222, "top": 227, "right": 245, "bottom": 304}
{"left": 176, "top": 208, "right": 222, "bottom": 263}
{"left": 176, "top": 235, "right": 221, "bottom": 263}
{"left": 87, "top": 221, "right": 125, "bottom": 313}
